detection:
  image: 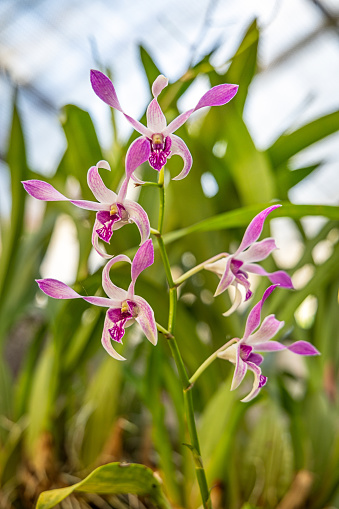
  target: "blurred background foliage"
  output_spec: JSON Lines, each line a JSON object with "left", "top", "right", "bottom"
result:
{"left": 1, "top": 17, "right": 339, "bottom": 509}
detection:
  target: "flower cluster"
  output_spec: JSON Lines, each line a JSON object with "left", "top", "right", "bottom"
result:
{"left": 22, "top": 70, "right": 319, "bottom": 401}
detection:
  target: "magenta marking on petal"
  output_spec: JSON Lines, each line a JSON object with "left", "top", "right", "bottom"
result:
{"left": 96, "top": 223, "right": 113, "bottom": 243}
{"left": 259, "top": 375, "right": 267, "bottom": 388}
{"left": 248, "top": 352, "right": 264, "bottom": 366}
{"left": 131, "top": 239, "right": 154, "bottom": 286}
{"left": 148, "top": 135, "right": 171, "bottom": 171}
{"left": 240, "top": 344, "right": 252, "bottom": 361}
{"left": 97, "top": 210, "right": 112, "bottom": 224}
{"left": 90, "top": 70, "right": 122, "bottom": 111}
{"left": 194, "top": 84, "right": 239, "bottom": 111}
{"left": 108, "top": 319, "right": 127, "bottom": 343}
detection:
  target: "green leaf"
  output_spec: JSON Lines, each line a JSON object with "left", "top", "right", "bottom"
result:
{"left": 163, "top": 202, "right": 339, "bottom": 244}
{"left": 267, "top": 110, "right": 339, "bottom": 167}
{"left": 36, "top": 462, "right": 171, "bottom": 509}
{"left": 139, "top": 45, "right": 161, "bottom": 89}
{"left": 0, "top": 104, "right": 29, "bottom": 311}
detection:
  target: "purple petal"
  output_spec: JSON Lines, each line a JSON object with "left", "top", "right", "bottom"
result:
{"left": 133, "top": 295, "right": 157, "bottom": 345}
{"left": 287, "top": 341, "right": 320, "bottom": 356}
{"left": 124, "top": 199, "right": 150, "bottom": 245}
{"left": 169, "top": 135, "right": 193, "bottom": 181}
{"left": 129, "top": 239, "right": 154, "bottom": 296}
{"left": 36, "top": 278, "right": 81, "bottom": 299}
{"left": 87, "top": 162, "right": 117, "bottom": 204}
{"left": 247, "top": 352, "right": 264, "bottom": 365}
{"left": 193, "top": 84, "right": 239, "bottom": 111}
{"left": 231, "top": 345, "right": 248, "bottom": 390}
{"left": 214, "top": 257, "right": 235, "bottom": 296}
{"left": 69, "top": 199, "right": 106, "bottom": 211}
{"left": 238, "top": 238, "right": 277, "bottom": 263}
{"left": 101, "top": 313, "right": 126, "bottom": 360}
{"left": 119, "top": 137, "right": 151, "bottom": 201}
{"left": 163, "top": 84, "right": 238, "bottom": 136}
{"left": 241, "top": 361, "right": 266, "bottom": 403}
{"left": 146, "top": 99, "right": 167, "bottom": 132}
{"left": 152, "top": 75, "right": 168, "bottom": 99}
{"left": 236, "top": 205, "right": 281, "bottom": 255}
{"left": 163, "top": 109, "right": 194, "bottom": 136}
{"left": 248, "top": 314, "right": 284, "bottom": 345}
{"left": 245, "top": 264, "right": 293, "bottom": 289}
{"left": 253, "top": 340, "right": 286, "bottom": 352}
{"left": 22, "top": 180, "right": 68, "bottom": 201}
{"left": 90, "top": 70, "right": 150, "bottom": 137}
{"left": 36, "top": 278, "right": 116, "bottom": 307}
{"left": 102, "top": 255, "right": 131, "bottom": 300}
{"left": 243, "top": 284, "right": 279, "bottom": 340}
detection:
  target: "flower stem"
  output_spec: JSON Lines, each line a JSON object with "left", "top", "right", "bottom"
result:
{"left": 174, "top": 253, "right": 227, "bottom": 287}
{"left": 189, "top": 339, "right": 237, "bottom": 385}
{"left": 155, "top": 170, "right": 212, "bottom": 509}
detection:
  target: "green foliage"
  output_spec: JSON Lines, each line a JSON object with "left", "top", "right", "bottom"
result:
{"left": 1, "top": 19, "right": 338, "bottom": 509}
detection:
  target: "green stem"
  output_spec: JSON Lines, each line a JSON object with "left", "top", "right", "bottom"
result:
{"left": 155, "top": 174, "right": 212, "bottom": 508}
{"left": 174, "top": 253, "right": 227, "bottom": 287}
{"left": 189, "top": 339, "right": 237, "bottom": 385}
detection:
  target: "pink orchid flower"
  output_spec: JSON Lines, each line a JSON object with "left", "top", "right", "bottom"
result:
{"left": 205, "top": 205, "right": 293, "bottom": 315}
{"left": 90, "top": 70, "right": 238, "bottom": 180}
{"left": 22, "top": 160, "right": 150, "bottom": 259}
{"left": 36, "top": 240, "right": 157, "bottom": 360}
{"left": 218, "top": 284, "right": 320, "bottom": 402}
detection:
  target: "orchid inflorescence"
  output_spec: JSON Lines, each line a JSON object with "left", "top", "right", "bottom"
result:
{"left": 23, "top": 69, "right": 319, "bottom": 406}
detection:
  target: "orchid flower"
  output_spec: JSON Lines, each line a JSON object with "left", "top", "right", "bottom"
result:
{"left": 90, "top": 70, "right": 238, "bottom": 180}
{"left": 22, "top": 160, "right": 150, "bottom": 259}
{"left": 218, "top": 284, "right": 319, "bottom": 402}
{"left": 205, "top": 204, "right": 293, "bottom": 315}
{"left": 36, "top": 240, "right": 157, "bottom": 360}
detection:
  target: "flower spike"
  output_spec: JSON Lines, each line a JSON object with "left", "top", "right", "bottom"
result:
{"left": 23, "top": 160, "right": 150, "bottom": 258}
{"left": 218, "top": 285, "right": 320, "bottom": 402}
{"left": 90, "top": 69, "right": 238, "bottom": 180}
{"left": 36, "top": 240, "right": 157, "bottom": 360}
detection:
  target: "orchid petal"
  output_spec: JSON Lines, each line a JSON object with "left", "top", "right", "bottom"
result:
{"left": 132, "top": 295, "right": 157, "bottom": 345}
{"left": 243, "top": 284, "right": 279, "bottom": 340}
{"left": 70, "top": 199, "right": 107, "bottom": 211}
{"left": 22, "top": 180, "right": 68, "bottom": 201}
{"left": 101, "top": 313, "right": 126, "bottom": 360}
{"left": 87, "top": 163, "right": 117, "bottom": 204}
{"left": 36, "top": 278, "right": 81, "bottom": 299}
{"left": 204, "top": 258, "right": 226, "bottom": 277}
{"left": 169, "top": 135, "right": 193, "bottom": 181}
{"left": 214, "top": 257, "right": 234, "bottom": 296}
{"left": 241, "top": 362, "right": 266, "bottom": 402}
{"left": 247, "top": 314, "right": 284, "bottom": 345}
{"left": 238, "top": 238, "right": 277, "bottom": 263}
{"left": 193, "top": 83, "right": 239, "bottom": 111}
{"left": 287, "top": 341, "right": 320, "bottom": 356}
{"left": 152, "top": 75, "right": 168, "bottom": 98}
{"left": 222, "top": 285, "right": 243, "bottom": 316}
{"left": 102, "top": 255, "right": 131, "bottom": 300}
{"left": 36, "top": 278, "right": 116, "bottom": 307}
{"left": 129, "top": 239, "right": 154, "bottom": 296}
{"left": 90, "top": 70, "right": 151, "bottom": 137}
{"left": 163, "top": 84, "right": 238, "bottom": 136}
{"left": 163, "top": 109, "right": 194, "bottom": 136}
{"left": 236, "top": 205, "right": 281, "bottom": 255}
{"left": 245, "top": 264, "right": 293, "bottom": 289}
{"left": 124, "top": 199, "right": 150, "bottom": 245}
{"left": 146, "top": 99, "right": 167, "bottom": 132}
{"left": 231, "top": 345, "right": 248, "bottom": 390}
{"left": 119, "top": 137, "right": 151, "bottom": 200}
{"left": 253, "top": 340, "right": 287, "bottom": 352}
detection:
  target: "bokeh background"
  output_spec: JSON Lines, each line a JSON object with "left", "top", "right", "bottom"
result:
{"left": 1, "top": 1, "right": 339, "bottom": 508}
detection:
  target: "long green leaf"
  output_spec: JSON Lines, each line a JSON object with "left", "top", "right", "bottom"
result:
{"left": 267, "top": 110, "right": 339, "bottom": 167}
{"left": 36, "top": 462, "right": 171, "bottom": 509}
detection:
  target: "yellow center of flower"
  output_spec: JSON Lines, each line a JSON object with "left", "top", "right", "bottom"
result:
{"left": 110, "top": 204, "right": 118, "bottom": 216}
{"left": 121, "top": 300, "right": 129, "bottom": 313}
{"left": 152, "top": 133, "right": 164, "bottom": 146}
